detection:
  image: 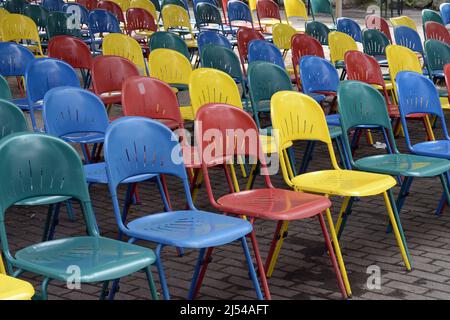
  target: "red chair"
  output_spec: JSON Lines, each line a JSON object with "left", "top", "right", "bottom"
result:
{"left": 365, "top": 14, "right": 392, "bottom": 43}
{"left": 126, "top": 8, "right": 157, "bottom": 42}
{"left": 97, "top": 0, "right": 126, "bottom": 25}
{"left": 445, "top": 63, "right": 450, "bottom": 104}
{"left": 48, "top": 35, "right": 93, "bottom": 88}
{"left": 236, "top": 27, "right": 265, "bottom": 75}
{"left": 91, "top": 55, "right": 140, "bottom": 111}
{"left": 291, "top": 33, "right": 325, "bottom": 90}
{"left": 345, "top": 50, "right": 433, "bottom": 141}
{"left": 425, "top": 21, "right": 450, "bottom": 46}
{"left": 76, "top": 0, "right": 98, "bottom": 10}
{"left": 192, "top": 103, "right": 347, "bottom": 300}
{"left": 256, "top": 0, "right": 281, "bottom": 30}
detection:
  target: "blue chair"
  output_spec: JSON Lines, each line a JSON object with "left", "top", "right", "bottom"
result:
{"left": 227, "top": 0, "right": 254, "bottom": 33}
{"left": 440, "top": 3, "right": 450, "bottom": 25}
{"left": 42, "top": 0, "right": 64, "bottom": 11}
{"left": 0, "top": 43, "right": 35, "bottom": 110}
{"left": 336, "top": 17, "right": 362, "bottom": 42}
{"left": 197, "top": 30, "right": 232, "bottom": 57}
{"left": 247, "top": 40, "right": 285, "bottom": 69}
{"left": 25, "top": 58, "right": 80, "bottom": 131}
{"left": 104, "top": 117, "right": 262, "bottom": 300}
{"left": 393, "top": 25, "right": 424, "bottom": 55}
{"left": 88, "top": 9, "right": 121, "bottom": 52}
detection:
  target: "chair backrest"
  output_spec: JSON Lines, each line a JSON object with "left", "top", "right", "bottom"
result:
{"left": 161, "top": 0, "right": 188, "bottom": 10}
{"left": 149, "top": 31, "right": 190, "bottom": 58}
{"left": 425, "top": 21, "right": 450, "bottom": 45}
{"left": 88, "top": 9, "right": 121, "bottom": 35}
{"left": 103, "top": 33, "right": 148, "bottom": 75}
{"left": 195, "top": 2, "right": 224, "bottom": 32}
{"left": 189, "top": 68, "right": 242, "bottom": 116}
{"left": 390, "top": 15, "right": 417, "bottom": 31}
{"left": 194, "top": 0, "right": 217, "bottom": 14}
{"left": 0, "top": 99, "right": 28, "bottom": 139}
{"left": 23, "top": 4, "right": 49, "bottom": 29}
{"left": 422, "top": 9, "right": 443, "bottom": 27}
{"left": 0, "top": 42, "right": 35, "bottom": 77}
{"left": 394, "top": 25, "right": 424, "bottom": 55}
{"left": 63, "top": 3, "right": 90, "bottom": 26}
{"left": 148, "top": 48, "right": 192, "bottom": 86}
{"left": 328, "top": 31, "right": 358, "bottom": 65}
{"left": 201, "top": 45, "right": 244, "bottom": 84}
{"left": 162, "top": 4, "right": 193, "bottom": 34}
{"left": 310, "top": 0, "right": 334, "bottom": 24}
{"left": 97, "top": 0, "right": 125, "bottom": 24}
{"left": 197, "top": 30, "right": 232, "bottom": 56}
{"left": 256, "top": 0, "right": 281, "bottom": 24}
{"left": 424, "top": 39, "right": 450, "bottom": 76}
{"left": 43, "top": 86, "right": 109, "bottom": 138}
{"left": 227, "top": 0, "right": 253, "bottom": 28}
{"left": 92, "top": 55, "right": 140, "bottom": 95}
{"left": 0, "top": 77, "right": 12, "bottom": 100}
{"left": 247, "top": 40, "right": 285, "bottom": 69}
{"left": 365, "top": 14, "right": 392, "bottom": 43}
{"left": 305, "top": 20, "right": 330, "bottom": 45}
{"left": 445, "top": 63, "right": 450, "bottom": 105}
{"left": 272, "top": 23, "right": 297, "bottom": 50}
{"left": 48, "top": 35, "right": 93, "bottom": 70}
{"left": 122, "top": 76, "right": 183, "bottom": 126}
{"left": 110, "top": 0, "right": 130, "bottom": 11}
{"left": 236, "top": 27, "right": 265, "bottom": 74}
{"left": 362, "top": 28, "right": 390, "bottom": 57}
{"left": 284, "top": 0, "right": 307, "bottom": 25}
{"left": 126, "top": 7, "right": 158, "bottom": 35}
{"left": 129, "top": 0, "right": 158, "bottom": 21}
{"left": 344, "top": 50, "right": 385, "bottom": 87}
{"left": 441, "top": 3, "right": 450, "bottom": 25}
{"left": 0, "top": 14, "right": 44, "bottom": 56}
{"left": 46, "top": 11, "right": 82, "bottom": 39}
{"left": 336, "top": 17, "right": 362, "bottom": 42}
{"left": 291, "top": 33, "right": 325, "bottom": 67}
{"left": 4, "top": 0, "right": 28, "bottom": 14}
{"left": 300, "top": 56, "right": 339, "bottom": 94}
{"left": 42, "top": 0, "right": 64, "bottom": 11}
{"left": 76, "top": 0, "right": 98, "bottom": 11}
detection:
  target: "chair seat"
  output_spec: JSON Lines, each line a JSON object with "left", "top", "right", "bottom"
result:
{"left": 326, "top": 114, "right": 340, "bottom": 126}
{"left": 373, "top": 55, "right": 388, "bottom": 67}
{"left": 292, "top": 169, "right": 396, "bottom": 197}
{"left": 15, "top": 195, "right": 72, "bottom": 206}
{"left": 84, "top": 162, "right": 158, "bottom": 184}
{"left": 11, "top": 98, "right": 42, "bottom": 111}
{"left": 14, "top": 236, "right": 156, "bottom": 283}
{"left": 99, "top": 92, "right": 121, "bottom": 105}
{"left": 328, "top": 125, "right": 342, "bottom": 139}
{"left": 411, "top": 140, "right": 450, "bottom": 160}
{"left": 0, "top": 274, "right": 35, "bottom": 300}
{"left": 309, "top": 93, "right": 326, "bottom": 102}
{"left": 61, "top": 132, "right": 105, "bottom": 144}
{"left": 355, "top": 154, "right": 450, "bottom": 177}
{"left": 217, "top": 188, "right": 331, "bottom": 220}
{"left": 126, "top": 210, "right": 252, "bottom": 248}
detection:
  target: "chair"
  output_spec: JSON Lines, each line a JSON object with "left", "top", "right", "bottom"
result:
{"left": 271, "top": 90, "right": 412, "bottom": 298}
{"left": 0, "top": 131, "right": 158, "bottom": 300}
{"left": 236, "top": 27, "right": 265, "bottom": 75}
{"left": 161, "top": 4, "right": 196, "bottom": 48}
{"left": 126, "top": 8, "right": 158, "bottom": 44}
{"left": 390, "top": 15, "right": 417, "bottom": 32}
{"left": 284, "top": 0, "right": 307, "bottom": 30}
{"left": 88, "top": 9, "right": 121, "bottom": 52}
{"left": 195, "top": 2, "right": 226, "bottom": 34}
{"left": 46, "top": 11, "right": 82, "bottom": 39}
{"left": 338, "top": 79, "right": 450, "bottom": 221}
{"left": 310, "top": 0, "right": 335, "bottom": 27}
{"left": 272, "top": 23, "right": 297, "bottom": 55}
{"left": 103, "top": 33, "right": 149, "bottom": 75}
{"left": 149, "top": 31, "right": 190, "bottom": 59}
{"left": 336, "top": 17, "right": 362, "bottom": 43}
{"left": 0, "top": 14, "right": 44, "bottom": 56}
{"left": 227, "top": 0, "right": 255, "bottom": 32}
{"left": 97, "top": 0, "right": 126, "bottom": 25}
{"left": 110, "top": 0, "right": 130, "bottom": 11}
{"left": 0, "top": 76, "right": 12, "bottom": 100}
{"left": 42, "top": 0, "right": 64, "bottom": 11}
{"left": 161, "top": 0, "right": 188, "bottom": 10}
{"left": 441, "top": 2, "right": 450, "bottom": 26}
{"left": 103, "top": 116, "right": 262, "bottom": 300}
{"left": 25, "top": 58, "right": 81, "bottom": 131}
{"left": 23, "top": 4, "right": 49, "bottom": 36}
{"left": 63, "top": 3, "right": 90, "bottom": 28}
{"left": 91, "top": 55, "right": 140, "bottom": 108}
{"left": 48, "top": 35, "right": 93, "bottom": 88}
{"left": 424, "top": 39, "right": 450, "bottom": 81}
{"left": 422, "top": 9, "right": 443, "bottom": 30}
{"left": 197, "top": 30, "right": 232, "bottom": 58}
{"left": 393, "top": 25, "right": 424, "bottom": 55}
{"left": 446, "top": 63, "right": 450, "bottom": 104}
{"left": 305, "top": 20, "right": 330, "bottom": 45}
{"left": 362, "top": 29, "right": 390, "bottom": 65}
{"left": 3, "top": 0, "right": 28, "bottom": 14}
{"left": 365, "top": 14, "right": 392, "bottom": 43}
{"left": 328, "top": 31, "right": 357, "bottom": 73}
{"left": 195, "top": 103, "right": 347, "bottom": 299}
{"left": 76, "top": 0, "right": 98, "bottom": 10}
{"left": 425, "top": 21, "right": 450, "bottom": 45}
{"left": 247, "top": 40, "right": 285, "bottom": 69}
{"left": 255, "top": 0, "right": 281, "bottom": 31}
{"left": 129, "top": 0, "right": 158, "bottom": 23}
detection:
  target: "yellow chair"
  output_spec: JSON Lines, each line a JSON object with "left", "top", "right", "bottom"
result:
{"left": 111, "top": 0, "right": 130, "bottom": 11}
{"left": 271, "top": 91, "right": 413, "bottom": 297}
{"left": 284, "top": 0, "right": 308, "bottom": 30}
{"left": 161, "top": 4, "right": 196, "bottom": 48}
{"left": 129, "top": 0, "right": 158, "bottom": 23}
{"left": 0, "top": 7, "right": 9, "bottom": 41}
{"left": 0, "top": 14, "right": 44, "bottom": 56}
{"left": 390, "top": 15, "right": 417, "bottom": 32}
{"left": 103, "top": 33, "right": 148, "bottom": 75}
{"left": 0, "top": 256, "right": 34, "bottom": 300}
{"left": 328, "top": 31, "right": 358, "bottom": 68}
{"left": 272, "top": 23, "right": 297, "bottom": 74}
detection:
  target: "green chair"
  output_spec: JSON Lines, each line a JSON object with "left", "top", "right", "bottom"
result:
{"left": 337, "top": 80, "right": 450, "bottom": 236}
{"left": 310, "top": 0, "right": 335, "bottom": 28}
{"left": 46, "top": 11, "right": 81, "bottom": 39}
{"left": 422, "top": 9, "right": 444, "bottom": 32}
{"left": 148, "top": 31, "right": 191, "bottom": 59}
{"left": 23, "top": 4, "right": 49, "bottom": 40}
{"left": 305, "top": 20, "right": 330, "bottom": 45}
{"left": 0, "top": 77, "right": 12, "bottom": 101}
{"left": 424, "top": 39, "right": 450, "bottom": 81}
{"left": 0, "top": 133, "right": 158, "bottom": 300}
{"left": 0, "top": 99, "right": 28, "bottom": 139}
{"left": 4, "top": 0, "right": 28, "bottom": 14}
{"left": 362, "top": 29, "right": 390, "bottom": 67}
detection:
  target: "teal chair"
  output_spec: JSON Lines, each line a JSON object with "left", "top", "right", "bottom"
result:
{"left": 0, "top": 132, "right": 158, "bottom": 300}
{"left": 0, "top": 76, "right": 12, "bottom": 100}
{"left": 0, "top": 99, "right": 28, "bottom": 139}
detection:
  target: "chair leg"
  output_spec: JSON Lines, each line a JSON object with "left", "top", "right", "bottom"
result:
{"left": 299, "top": 141, "right": 315, "bottom": 174}
{"left": 0, "top": 253, "right": 5, "bottom": 274}
{"left": 47, "top": 203, "right": 61, "bottom": 241}
{"left": 249, "top": 231, "right": 271, "bottom": 299}
{"left": 192, "top": 247, "right": 214, "bottom": 299}
{"left": 245, "top": 164, "right": 258, "bottom": 190}
{"left": 387, "top": 176, "right": 413, "bottom": 233}
{"left": 40, "top": 277, "right": 50, "bottom": 300}
{"left": 145, "top": 266, "right": 159, "bottom": 300}
{"left": 436, "top": 173, "right": 450, "bottom": 216}
{"left": 384, "top": 191, "right": 412, "bottom": 271}
{"left": 99, "top": 281, "right": 110, "bottom": 300}
{"left": 265, "top": 221, "right": 289, "bottom": 278}
{"left": 423, "top": 116, "right": 435, "bottom": 141}
{"left": 188, "top": 248, "right": 206, "bottom": 299}
{"left": 335, "top": 196, "right": 354, "bottom": 240}
{"left": 241, "top": 237, "right": 264, "bottom": 300}
{"left": 65, "top": 200, "right": 75, "bottom": 221}
{"left": 318, "top": 213, "right": 347, "bottom": 299}
{"left": 155, "top": 244, "right": 170, "bottom": 300}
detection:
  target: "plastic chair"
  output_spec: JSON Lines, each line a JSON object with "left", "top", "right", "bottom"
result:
{"left": 23, "top": 4, "right": 49, "bottom": 33}
{"left": 126, "top": 7, "right": 158, "bottom": 43}
{"left": 422, "top": 9, "right": 443, "bottom": 30}
{"left": 195, "top": 2, "right": 226, "bottom": 34}
{"left": 310, "top": 0, "right": 335, "bottom": 26}
{"left": 42, "top": 0, "right": 64, "bottom": 11}
{"left": 425, "top": 21, "right": 450, "bottom": 45}
{"left": 110, "top": 0, "right": 130, "bottom": 11}
{"left": 195, "top": 103, "right": 347, "bottom": 300}
{"left": 76, "top": 0, "right": 98, "bottom": 10}
{"left": 236, "top": 27, "right": 265, "bottom": 75}
{"left": 227, "top": 0, "right": 255, "bottom": 32}
{"left": 0, "top": 14, "right": 44, "bottom": 56}
{"left": 0, "top": 76, "right": 12, "bottom": 100}
{"left": 305, "top": 20, "right": 330, "bottom": 45}
{"left": 446, "top": 63, "right": 450, "bottom": 104}
{"left": 103, "top": 33, "right": 149, "bottom": 75}
{"left": 3, "top": 0, "right": 28, "bottom": 14}
{"left": 291, "top": 33, "right": 324, "bottom": 89}
{"left": 149, "top": 31, "right": 190, "bottom": 59}
{"left": 46, "top": 11, "right": 82, "bottom": 39}
{"left": 362, "top": 29, "right": 390, "bottom": 65}
{"left": 271, "top": 90, "right": 412, "bottom": 298}
{"left": 91, "top": 55, "right": 140, "bottom": 107}
{"left": 328, "top": 31, "right": 357, "bottom": 70}
{"left": 0, "top": 131, "right": 158, "bottom": 300}
{"left": 272, "top": 23, "right": 297, "bottom": 52}
{"left": 48, "top": 35, "right": 93, "bottom": 88}
{"left": 129, "top": 0, "right": 158, "bottom": 22}
{"left": 161, "top": 0, "right": 188, "bottom": 10}
{"left": 247, "top": 40, "right": 285, "bottom": 69}
{"left": 336, "top": 17, "right": 362, "bottom": 42}
{"left": 393, "top": 25, "right": 424, "bottom": 55}
{"left": 197, "top": 30, "right": 232, "bottom": 57}
{"left": 424, "top": 39, "right": 450, "bottom": 80}
{"left": 88, "top": 9, "right": 121, "bottom": 52}
{"left": 365, "top": 14, "right": 392, "bottom": 43}
{"left": 63, "top": 3, "right": 90, "bottom": 27}
{"left": 390, "top": 15, "right": 417, "bottom": 32}
{"left": 97, "top": 0, "right": 126, "bottom": 25}
{"left": 161, "top": 4, "right": 196, "bottom": 48}
{"left": 103, "top": 116, "right": 262, "bottom": 300}
{"left": 441, "top": 3, "right": 450, "bottom": 26}
{"left": 255, "top": 0, "right": 281, "bottom": 30}
{"left": 284, "top": 0, "right": 307, "bottom": 30}
{"left": 339, "top": 79, "right": 450, "bottom": 220}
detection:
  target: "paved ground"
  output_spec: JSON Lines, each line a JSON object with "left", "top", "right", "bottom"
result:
{"left": 4, "top": 7, "right": 450, "bottom": 301}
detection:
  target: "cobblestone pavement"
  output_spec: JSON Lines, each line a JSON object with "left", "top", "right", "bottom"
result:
{"left": 4, "top": 8, "right": 450, "bottom": 300}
